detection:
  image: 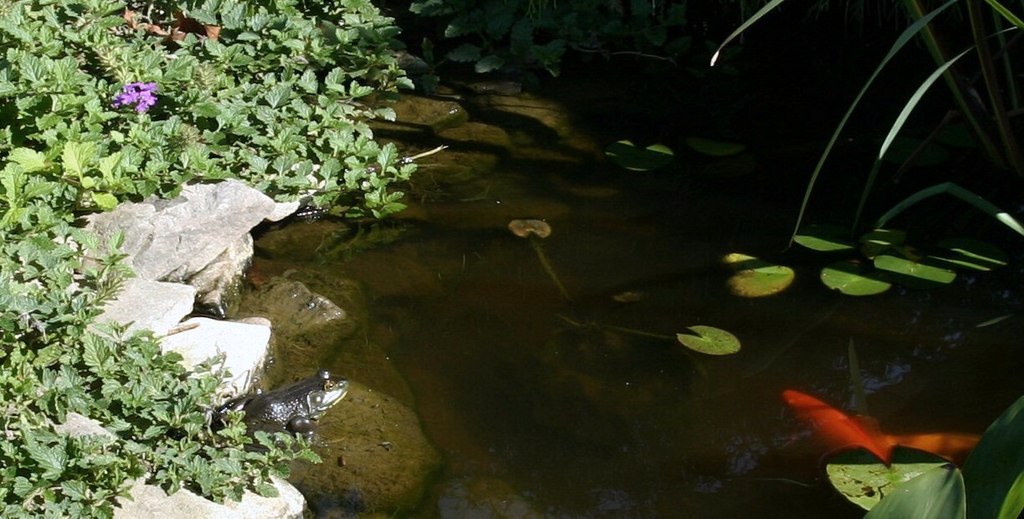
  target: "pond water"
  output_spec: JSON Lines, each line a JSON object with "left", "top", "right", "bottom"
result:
{"left": 244, "top": 70, "right": 1024, "bottom": 518}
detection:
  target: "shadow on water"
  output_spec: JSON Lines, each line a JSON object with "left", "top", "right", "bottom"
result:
{"left": 245, "top": 70, "right": 1024, "bottom": 517}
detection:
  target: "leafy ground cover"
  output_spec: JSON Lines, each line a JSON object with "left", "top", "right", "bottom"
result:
{"left": 0, "top": 0, "right": 413, "bottom": 516}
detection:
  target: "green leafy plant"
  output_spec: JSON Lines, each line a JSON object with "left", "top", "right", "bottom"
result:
{"left": 712, "top": 0, "right": 1024, "bottom": 243}
{"left": 0, "top": 0, "right": 415, "bottom": 217}
{"left": 822, "top": 394, "right": 1024, "bottom": 519}
{"left": 409, "top": 0, "right": 692, "bottom": 79}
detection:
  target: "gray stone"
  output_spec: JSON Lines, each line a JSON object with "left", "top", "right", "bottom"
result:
{"left": 267, "top": 200, "right": 301, "bottom": 222}
{"left": 92, "top": 278, "right": 196, "bottom": 336}
{"left": 189, "top": 234, "right": 253, "bottom": 318}
{"left": 159, "top": 317, "right": 271, "bottom": 398}
{"left": 114, "top": 476, "right": 305, "bottom": 519}
{"left": 85, "top": 179, "right": 276, "bottom": 283}
{"left": 54, "top": 412, "right": 115, "bottom": 439}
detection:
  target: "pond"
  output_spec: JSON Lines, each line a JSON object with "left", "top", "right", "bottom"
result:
{"left": 242, "top": 69, "right": 1024, "bottom": 518}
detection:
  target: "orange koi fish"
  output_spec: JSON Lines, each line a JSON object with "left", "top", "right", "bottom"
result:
{"left": 782, "top": 389, "right": 893, "bottom": 464}
{"left": 782, "top": 389, "right": 981, "bottom": 466}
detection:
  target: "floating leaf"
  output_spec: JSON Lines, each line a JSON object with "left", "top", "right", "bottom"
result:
{"left": 821, "top": 261, "right": 891, "bottom": 296}
{"left": 930, "top": 238, "right": 1008, "bottom": 272}
{"left": 864, "top": 464, "right": 965, "bottom": 518}
{"left": 685, "top": 136, "right": 746, "bottom": 157}
{"left": 859, "top": 228, "right": 906, "bottom": 258}
{"left": 827, "top": 448, "right": 954, "bottom": 511}
{"left": 935, "top": 124, "right": 974, "bottom": 148}
{"left": 874, "top": 253, "right": 956, "bottom": 289}
{"left": 605, "top": 140, "right": 674, "bottom": 171}
{"left": 722, "top": 253, "right": 794, "bottom": 297}
{"left": 676, "top": 325, "right": 740, "bottom": 355}
{"left": 794, "top": 224, "right": 856, "bottom": 252}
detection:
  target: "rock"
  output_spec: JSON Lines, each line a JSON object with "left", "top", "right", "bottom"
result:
{"left": 159, "top": 317, "right": 271, "bottom": 398}
{"left": 383, "top": 95, "right": 468, "bottom": 131}
{"left": 189, "top": 234, "right": 253, "bottom": 318}
{"left": 242, "top": 279, "right": 359, "bottom": 342}
{"left": 289, "top": 382, "right": 442, "bottom": 516}
{"left": 114, "top": 476, "right": 305, "bottom": 519}
{"left": 54, "top": 412, "right": 115, "bottom": 438}
{"left": 85, "top": 179, "right": 275, "bottom": 283}
{"left": 92, "top": 278, "right": 196, "bottom": 336}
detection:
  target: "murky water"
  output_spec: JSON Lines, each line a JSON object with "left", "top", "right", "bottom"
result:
{"left": 246, "top": 74, "right": 1024, "bottom": 517}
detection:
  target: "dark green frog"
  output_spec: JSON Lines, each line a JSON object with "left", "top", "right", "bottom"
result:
{"left": 219, "top": 370, "right": 348, "bottom": 437}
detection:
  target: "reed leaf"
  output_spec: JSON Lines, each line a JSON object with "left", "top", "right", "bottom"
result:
{"left": 709, "top": 0, "right": 787, "bottom": 67}
{"left": 872, "top": 182, "right": 1024, "bottom": 238}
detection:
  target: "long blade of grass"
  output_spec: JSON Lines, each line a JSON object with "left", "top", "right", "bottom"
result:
{"left": 984, "top": 0, "right": 1024, "bottom": 30}
{"left": 872, "top": 182, "right": 1024, "bottom": 237}
{"left": 710, "top": 0, "right": 787, "bottom": 66}
{"left": 788, "top": 0, "right": 958, "bottom": 246}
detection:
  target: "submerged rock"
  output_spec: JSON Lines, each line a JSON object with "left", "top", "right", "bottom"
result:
{"left": 290, "top": 382, "right": 442, "bottom": 517}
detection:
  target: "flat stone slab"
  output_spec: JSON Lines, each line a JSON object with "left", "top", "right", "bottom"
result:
{"left": 114, "top": 476, "right": 305, "bottom": 519}
{"left": 159, "top": 317, "right": 271, "bottom": 397}
{"left": 92, "top": 278, "right": 196, "bottom": 336}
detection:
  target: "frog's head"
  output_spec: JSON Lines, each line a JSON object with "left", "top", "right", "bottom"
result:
{"left": 305, "top": 369, "right": 348, "bottom": 420}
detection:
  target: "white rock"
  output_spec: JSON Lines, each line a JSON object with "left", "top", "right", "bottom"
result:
{"left": 159, "top": 317, "right": 270, "bottom": 397}
{"left": 92, "top": 278, "right": 196, "bottom": 336}
{"left": 114, "top": 476, "right": 305, "bottom": 519}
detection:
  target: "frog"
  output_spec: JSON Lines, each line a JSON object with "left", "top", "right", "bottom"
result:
{"left": 217, "top": 369, "right": 348, "bottom": 437}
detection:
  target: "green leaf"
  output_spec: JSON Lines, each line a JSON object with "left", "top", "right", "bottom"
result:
{"left": 930, "top": 238, "right": 1008, "bottom": 272}
{"left": 864, "top": 464, "right": 965, "bottom": 519}
{"left": 605, "top": 140, "right": 674, "bottom": 171}
{"left": 475, "top": 55, "right": 506, "bottom": 74}
{"left": 685, "top": 137, "right": 746, "bottom": 157}
{"left": 827, "top": 448, "right": 953, "bottom": 511}
{"left": 62, "top": 142, "right": 96, "bottom": 177}
{"left": 794, "top": 224, "right": 856, "bottom": 252}
{"left": 722, "top": 253, "right": 794, "bottom": 297}
{"left": 9, "top": 148, "right": 48, "bottom": 172}
{"left": 91, "top": 192, "right": 119, "bottom": 211}
{"left": 446, "top": 43, "right": 481, "bottom": 62}
{"left": 874, "top": 253, "right": 956, "bottom": 290}
{"left": 676, "top": 325, "right": 740, "bottom": 355}
{"left": 963, "top": 394, "right": 1024, "bottom": 519}
{"left": 820, "top": 260, "right": 892, "bottom": 296}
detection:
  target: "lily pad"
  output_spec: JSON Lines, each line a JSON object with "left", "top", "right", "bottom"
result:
{"left": 685, "top": 136, "right": 746, "bottom": 157}
{"left": 874, "top": 253, "right": 956, "bottom": 290}
{"left": 931, "top": 238, "right": 1008, "bottom": 272}
{"left": 605, "top": 140, "right": 674, "bottom": 171}
{"left": 821, "top": 261, "right": 892, "bottom": 296}
{"left": 827, "top": 448, "right": 954, "bottom": 511}
{"left": 794, "top": 224, "right": 856, "bottom": 252}
{"left": 676, "top": 326, "right": 740, "bottom": 355}
{"left": 864, "top": 464, "right": 965, "bottom": 519}
{"left": 722, "top": 253, "right": 794, "bottom": 297}
{"left": 859, "top": 229, "right": 906, "bottom": 259}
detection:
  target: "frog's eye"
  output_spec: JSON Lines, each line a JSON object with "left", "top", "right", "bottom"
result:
{"left": 323, "top": 381, "right": 334, "bottom": 391}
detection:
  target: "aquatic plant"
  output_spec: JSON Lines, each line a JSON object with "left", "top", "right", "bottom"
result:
{"left": 712, "top": 0, "right": 1024, "bottom": 243}
{"left": 786, "top": 389, "right": 1024, "bottom": 518}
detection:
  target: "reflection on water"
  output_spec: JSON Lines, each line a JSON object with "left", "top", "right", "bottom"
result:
{"left": 249, "top": 84, "right": 1024, "bottom": 517}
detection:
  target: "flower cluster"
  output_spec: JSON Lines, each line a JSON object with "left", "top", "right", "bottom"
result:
{"left": 112, "top": 82, "right": 159, "bottom": 113}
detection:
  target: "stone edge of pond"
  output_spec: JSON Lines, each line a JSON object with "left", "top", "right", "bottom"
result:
{"left": 80, "top": 179, "right": 305, "bottom": 519}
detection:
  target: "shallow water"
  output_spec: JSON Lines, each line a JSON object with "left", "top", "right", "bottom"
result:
{"left": 248, "top": 77, "right": 1024, "bottom": 517}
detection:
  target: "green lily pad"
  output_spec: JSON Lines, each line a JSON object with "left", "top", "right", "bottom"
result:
{"left": 605, "top": 140, "right": 674, "bottom": 171}
{"left": 864, "top": 464, "right": 965, "bottom": 519}
{"left": 676, "top": 325, "right": 740, "bottom": 355}
{"left": 874, "top": 253, "right": 956, "bottom": 290}
{"left": 794, "top": 224, "right": 856, "bottom": 252}
{"left": 827, "top": 448, "right": 954, "bottom": 511}
{"left": 881, "top": 136, "right": 950, "bottom": 166}
{"left": 695, "top": 153, "right": 756, "bottom": 177}
{"left": 685, "top": 137, "right": 746, "bottom": 157}
{"left": 821, "top": 260, "right": 892, "bottom": 296}
{"left": 722, "top": 253, "right": 794, "bottom": 297}
{"left": 859, "top": 229, "right": 906, "bottom": 259}
{"left": 930, "top": 238, "right": 1008, "bottom": 272}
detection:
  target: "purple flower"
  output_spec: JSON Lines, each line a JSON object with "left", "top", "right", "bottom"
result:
{"left": 113, "top": 82, "right": 159, "bottom": 113}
